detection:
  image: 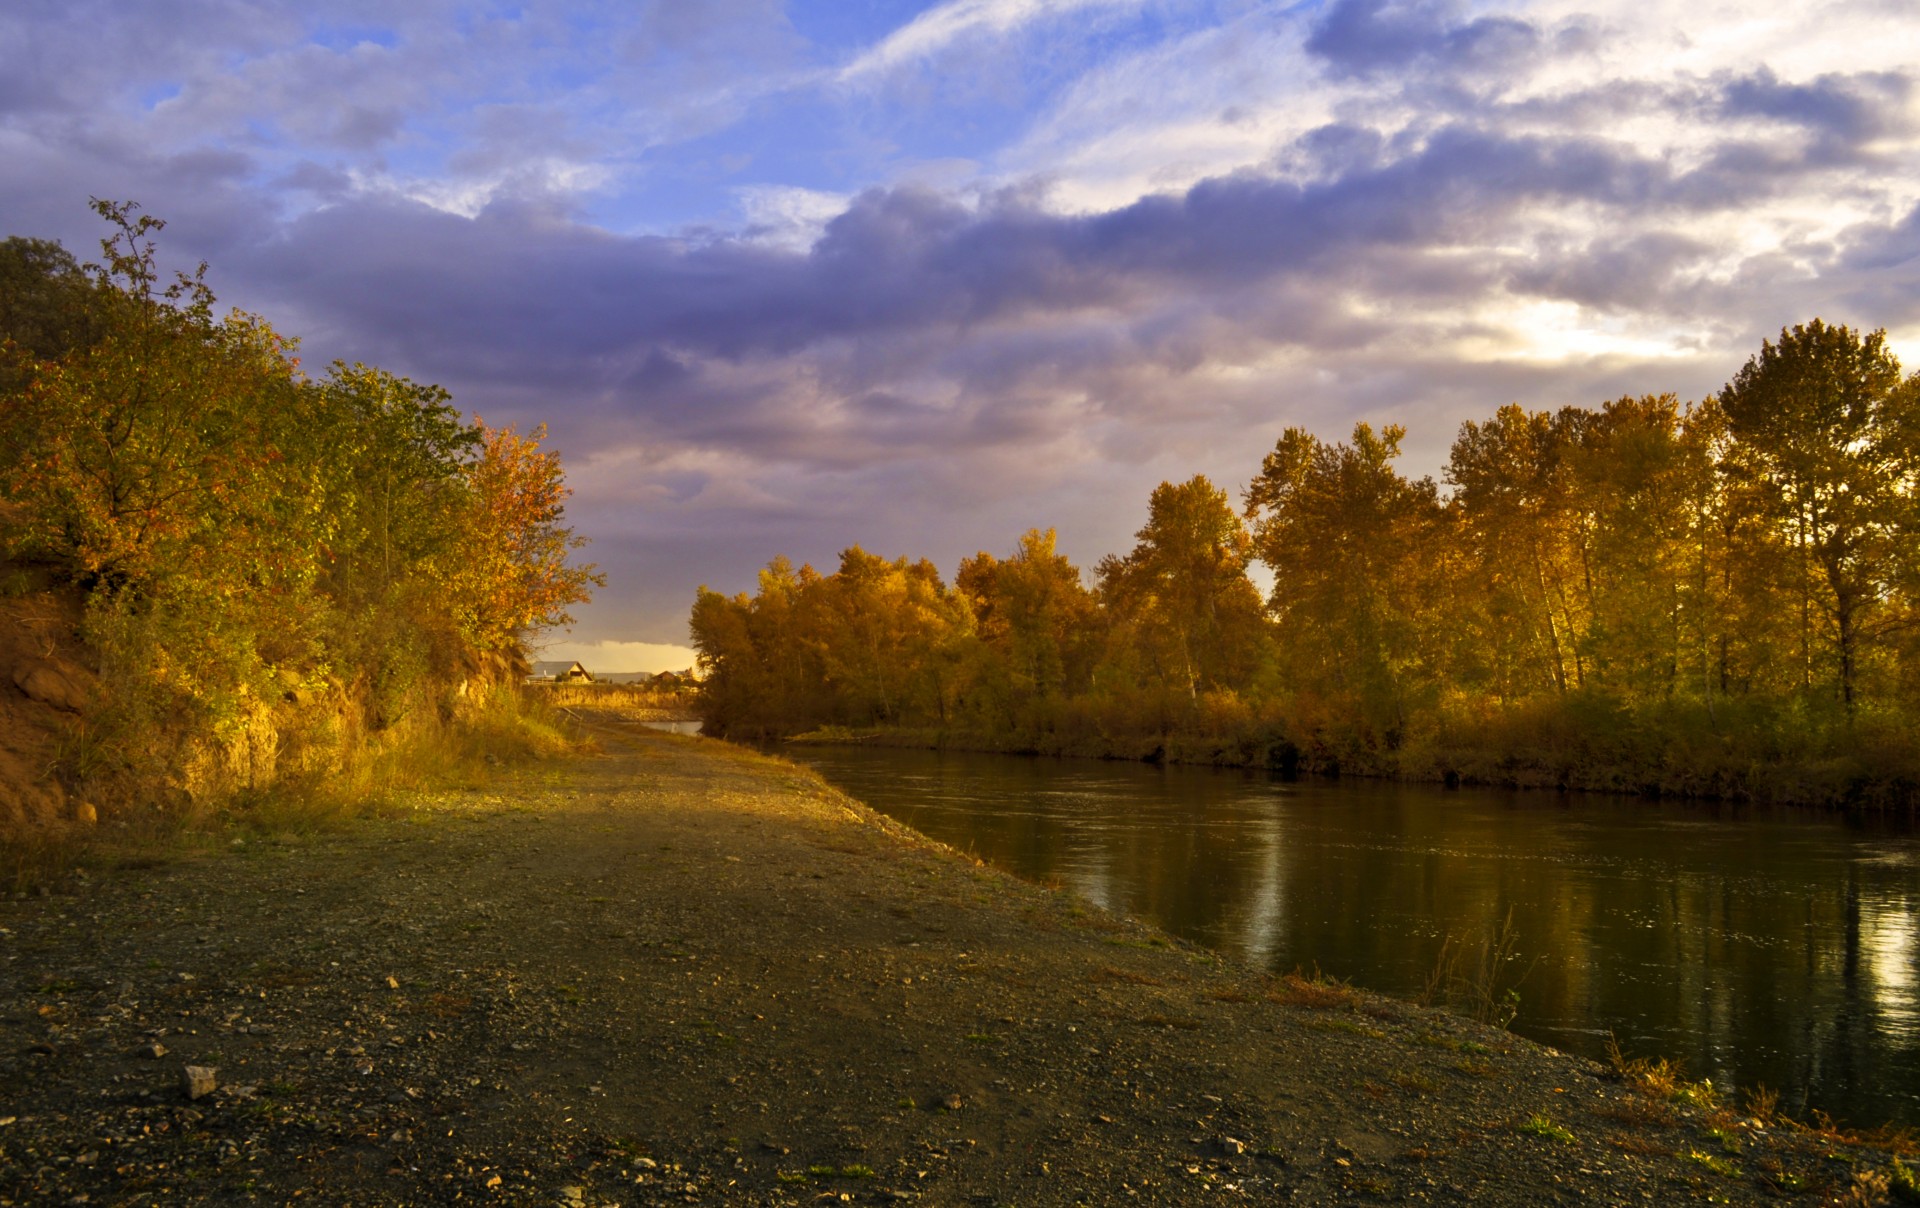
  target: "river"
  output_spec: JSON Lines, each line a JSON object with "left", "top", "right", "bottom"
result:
{"left": 779, "top": 742, "right": 1920, "bottom": 1128}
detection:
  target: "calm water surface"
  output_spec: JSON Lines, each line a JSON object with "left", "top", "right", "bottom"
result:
{"left": 782, "top": 743, "right": 1920, "bottom": 1128}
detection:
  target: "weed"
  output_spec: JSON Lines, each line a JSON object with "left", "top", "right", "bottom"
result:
{"left": 1891, "top": 1158, "right": 1920, "bottom": 1203}
{"left": 775, "top": 1171, "right": 808, "bottom": 1185}
{"left": 1595, "top": 1097, "right": 1676, "bottom": 1129}
{"left": 1518, "top": 1114, "right": 1574, "bottom": 1144}
{"left": 839, "top": 1165, "right": 875, "bottom": 1179}
{"left": 1609, "top": 1133, "right": 1670, "bottom": 1157}
{"left": 1453, "top": 1059, "right": 1498, "bottom": 1079}
{"left": 1268, "top": 968, "right": 1359, "bottom": 1010}
{"left": 1422, "top": 907, "right": 1535, "bottom": 1029}
{"left": 1744, "top": 1083, "right": 1780, "bottom": 1124}
{"left": 1604, "top": 1032, "right": 1690, "bottom": 1102}
{"left": 1756, "top": 1157, "right": 1809, "bottom": 1193}
{"left": 1683, "top": 1148, "right": 1740, "bottom": 1178}
{"left": 1391, "top": 1071, "right": 1441, "bottom": 1094}
{"left": 1304, "top": 1017, "right": 1386, "bottom": 1039}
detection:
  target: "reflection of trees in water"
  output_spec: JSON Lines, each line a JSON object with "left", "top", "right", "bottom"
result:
{"left": 797, "top": 745, "right": 1920, "bottom": 1126}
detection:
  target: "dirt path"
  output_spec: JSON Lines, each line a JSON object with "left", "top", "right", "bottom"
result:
{"left": 0, "top": 719, "right": 1906, "bottom": 1205}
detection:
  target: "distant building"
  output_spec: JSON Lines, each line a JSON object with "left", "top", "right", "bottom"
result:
{"left": 526, "top": 660, "right": 593, "bottom": 684}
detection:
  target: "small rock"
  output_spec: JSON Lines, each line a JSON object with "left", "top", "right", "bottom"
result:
{"left": 941, "top": 1093, "right": 964, "bottom": 1111}
{"left": 73, "top": 802, "right": 98, "bottom": 826}
{"left": 634, "top": 1157, "right": 658, "bottom": 1170}
{"left": 387, "top": 976, "right": 400, "bottom": 990}
{"left": 1218, "top": 1137, "right": 1247, "bottom": 1156}
{"left": 182, "top": 1065, "right": 217, "bottom": 1100}
{"left": 557, "top": 1186, "right": 585, "bottom": 1207}
{"left": 137, "top": 1042, "right": 167, "bottom": 1059}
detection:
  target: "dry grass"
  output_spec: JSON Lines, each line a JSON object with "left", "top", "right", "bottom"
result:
{"left": 1267, "top": 969, "right": 1361, "bottom": 1009}
{"left": 1421, "top": 907, "right": 1535, "bottom": 1029}
{"left": 2, "top": 685, "right": 592, "bottom": 892}
{"left": 1093, "top": 966, "right": 1165, "bottom": 987}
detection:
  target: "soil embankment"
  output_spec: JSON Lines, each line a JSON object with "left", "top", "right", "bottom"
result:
{"left": 0, "top": 715, "right": 1907, "bottom": 1205}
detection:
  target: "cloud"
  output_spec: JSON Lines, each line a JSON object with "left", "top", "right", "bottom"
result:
{"left": 837, "top": 0, "right": 1142, "bottom": 84}
{"left": 1305, "top": 0, "right": 1541, "bottom": 81}
{"left": 5, "top": 0, "right": 1920, "bottom": 648}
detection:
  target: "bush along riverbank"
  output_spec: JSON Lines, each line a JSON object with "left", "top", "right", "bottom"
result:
{"left": 693, "top": 322, "right": 1920, "bottom": 813}
{"left": 4, "top": 716, "right": 1915, "bottom": 1206}
{"left": 777, "top": 699, "right": 1920, "bottom": 812}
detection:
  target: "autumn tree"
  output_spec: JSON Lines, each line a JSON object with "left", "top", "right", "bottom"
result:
{"left": 1445, "top": 405, "right": 1595, "bottom": 698}
{"left": 1096, "top": 476, "right": 1267, "bottom": 701}
{"left": 449, "top": 420, "right": 603, "bottom": 656}
{"left": 955, "top": 528, "right": 1099, "bottom": 727}
{"left": 1245, "top": 422, "right": 1446, "bottom": 735}
{"left": 1717, "top": 320, "right": 1915, "bottom": 710}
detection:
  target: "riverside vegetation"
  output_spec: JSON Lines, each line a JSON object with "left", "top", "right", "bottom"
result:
{"left": 0, "top": 202, "right": 601, "bottom": 868}
{"left": 692, "top": 322, "right": 1920, "bottom": 808}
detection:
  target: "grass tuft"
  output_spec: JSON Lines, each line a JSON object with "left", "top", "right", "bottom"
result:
{"left": 1518, "top": 1114, "right": 1574, "bottom": 1143}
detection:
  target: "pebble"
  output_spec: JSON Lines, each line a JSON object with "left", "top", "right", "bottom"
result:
{"left": 137, "top": 1042, "right": 167, "bottom": 1059}
{"left": 181, "top": 1065, "right": 217, "bottom": 1100}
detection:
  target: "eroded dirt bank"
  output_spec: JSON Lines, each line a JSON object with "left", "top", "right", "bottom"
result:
{"left": 0, "top": 718, "right": 1906, "bottom": 1206}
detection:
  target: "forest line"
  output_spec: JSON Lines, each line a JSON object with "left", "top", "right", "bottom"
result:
{"left": 692, "top": 319, "right": 1920, "bottom": 806}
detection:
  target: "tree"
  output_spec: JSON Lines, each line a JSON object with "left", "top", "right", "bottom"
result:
{"left": 1245, "top": 422, "right": 1445, "bottom": 734}
{"left": 1717, "top": 320, "right": 1913, "bottom": 710}
{"left": 955, "top": 528, "right": 1098, "bottom": 726}
{"left": 1558, "top": 396, "right": 1715, "bottom": 703}
{"left": 0, "top": 236, "right": 99, "bottom": 364}
{"left": 449, "top": 421, "right": 603, "bottom": 653}
{"left": 1446, "top": 405, "right": 1590, "bottom": 698}
{"left": 1097, "top": 476, "right": 1267, "bottom": 701}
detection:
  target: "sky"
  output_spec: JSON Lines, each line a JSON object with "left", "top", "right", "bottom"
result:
{"left": 4, "top": 0, "right": 1919, "bottom": 672}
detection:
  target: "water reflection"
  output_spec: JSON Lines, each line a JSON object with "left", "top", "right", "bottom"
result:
{"left": 784, "top": 744, "right": 1920, "bottom": 1127}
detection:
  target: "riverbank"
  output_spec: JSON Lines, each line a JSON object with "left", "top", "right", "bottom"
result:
{"left": 2, "top": 715, "right": 1912, "bottom": 1205}
{"left": 782, "top": 721, "right": 1920, "bottom": 814}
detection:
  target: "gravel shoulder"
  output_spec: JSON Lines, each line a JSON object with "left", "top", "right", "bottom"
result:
{"left": 1, "top": 715, "right": 1908, "bottom": 1206}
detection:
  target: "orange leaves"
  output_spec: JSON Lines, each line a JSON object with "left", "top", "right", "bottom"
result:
{"left": 448, "top": 419, "right": 602, "bottom": 650}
